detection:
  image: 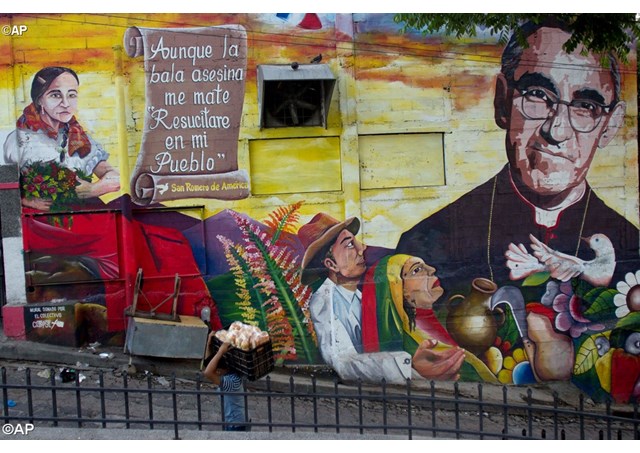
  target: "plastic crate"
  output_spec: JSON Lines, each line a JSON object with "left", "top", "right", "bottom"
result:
{"left": 211, "top": 336, "right": 275, "bottom": 381}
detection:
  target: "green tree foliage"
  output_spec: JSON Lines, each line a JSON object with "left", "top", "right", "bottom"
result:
{"left": 394, "top": 13, "right": 640, "bottom": 63}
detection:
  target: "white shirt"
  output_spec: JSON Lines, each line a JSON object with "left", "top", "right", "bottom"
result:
{"left": 332, "top": 284, "right": 363, "bottom": 352}
{"left": 3, "top": 127, "right": 109, "bottom": 175}
{"left": 309, "top": 278, "right": 412, "bottom": 385}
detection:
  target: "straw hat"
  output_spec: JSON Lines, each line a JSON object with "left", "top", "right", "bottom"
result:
{"left": 298, "top": 213, "right": 360, "bottom": 286}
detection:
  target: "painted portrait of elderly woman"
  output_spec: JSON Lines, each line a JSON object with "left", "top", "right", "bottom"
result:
{"left": 3, "top": 66, "right": 120, "bottom": 212}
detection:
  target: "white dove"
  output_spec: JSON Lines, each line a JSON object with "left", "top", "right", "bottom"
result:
{"left": 505, "top": 233, "right": 616, "bottom": 287}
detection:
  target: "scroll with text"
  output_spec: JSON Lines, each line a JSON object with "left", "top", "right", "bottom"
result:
{"left": 125, "top": 25, "right": 249, "bottom": 206}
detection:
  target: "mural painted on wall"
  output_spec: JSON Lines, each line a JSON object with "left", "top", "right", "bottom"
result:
{"left": 125, "top": 25, "right": 250, "bottom": 205}
{"left": 1, "top": 65, "right": 126, "bottom": 342}
{"left": 1, "top": 66, "right": 222, "bottom": 339}
{"left": 205, "top": 18, "right": 637, "bottom": 404}
{"left": 393, "top": 20, "right": 640, "bottom": 404}
{"left": 1, "top": 13, "right": 638, "bottom": 406}
{"left": 3, "top": 66, "right": 121, "bottom": 216}
{"left": 203, "top": 198, "right": 640, "bottom": 404}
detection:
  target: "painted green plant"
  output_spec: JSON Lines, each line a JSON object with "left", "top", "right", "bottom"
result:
{"left": 217, "top": 202, "right": 319, "bottom": 364}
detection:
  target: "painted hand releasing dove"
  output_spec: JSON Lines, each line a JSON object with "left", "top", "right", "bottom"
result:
{"left": 505, "top": 233, "right": 616, "bottom": 287}
{"left": 505, "top": 242, "right": 546, "bottom": 280}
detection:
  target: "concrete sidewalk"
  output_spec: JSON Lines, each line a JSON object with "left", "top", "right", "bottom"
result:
{"left": 7, "top": 317, "right": 634, "bottom": 442}
{"left": 2, "top": 426, "right": 431, "bottom": 440}
{"left": 0, "top": 317, "right": 592, "bottom": 412}
{"left": 0, "top": 322, "right": 453, "bottom": 440}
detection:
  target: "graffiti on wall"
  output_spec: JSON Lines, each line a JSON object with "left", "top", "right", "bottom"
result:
{"left": 125, "top": 25, "right": 250, "bottom": 206}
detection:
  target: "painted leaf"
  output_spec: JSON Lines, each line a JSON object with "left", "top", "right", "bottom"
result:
{"left": 572, "top": 278, "right": 595, "bottom": 299}
{"left": 245, "top": 226, "right": 319, "bottom": 363}
{"left": 216, "top": 234, "right": 295, "bottom": 361}
{"left": 582, "top": 288, "right": 617, "bottom": 322}
{"left": 522, "top": 271, "right": 550, "bottom": 287}
{"left": 231, "top": 211, "right": 319, "bottom": 364}
{"left": 496, "top": 304, "right": 520, "bottom": 347}
{"left": 614, "top": 311, "right": 640, "bottom": 331}
{"left": 262, "top": 201, "right": 303, "bottom": 244}
{"left": 228, "top": 244, "right": 269, "bottom": 329}
{"left": 573, "top": 335, "right": 598, "bottom": 375}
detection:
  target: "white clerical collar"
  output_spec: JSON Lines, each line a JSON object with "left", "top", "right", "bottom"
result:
{"left": 508, "top": 171, "right": 586, "bottom": 228}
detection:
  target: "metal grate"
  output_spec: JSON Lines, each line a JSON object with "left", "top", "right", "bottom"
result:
{"left": 1, "top": 365, "right": 639, "bottom": 440}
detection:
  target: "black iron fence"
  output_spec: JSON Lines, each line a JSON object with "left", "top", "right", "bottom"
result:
{"left": 1, "top": 365, "right": 639, "bottom": 440}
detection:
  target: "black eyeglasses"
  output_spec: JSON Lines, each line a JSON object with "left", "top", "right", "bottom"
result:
{"left": 514, "top": 86, "right": 615, "bottom": 133}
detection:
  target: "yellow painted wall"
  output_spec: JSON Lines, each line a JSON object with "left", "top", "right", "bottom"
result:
{"left": 0, "top": 12, "right": 637, "bottom": 249}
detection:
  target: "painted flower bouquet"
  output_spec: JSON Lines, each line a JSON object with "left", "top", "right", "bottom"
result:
{"left": 20, "top": 160, "right": 91, "bottom": 212}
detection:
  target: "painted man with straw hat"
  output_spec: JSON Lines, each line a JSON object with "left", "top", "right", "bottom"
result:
{"left": 299, "top": 212, "right": 413, "bottom": 384}
{"left": 299, "top": 212, "right": 498, "bottom": 384}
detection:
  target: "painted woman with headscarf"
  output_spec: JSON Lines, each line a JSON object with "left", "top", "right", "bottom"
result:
{"left": 3, "top": 66, "right": 120, "bottom": 211}
{"left": 361, "top": 254, "right": 498, "bottom": 382}
{"left": 2, "top": 67, "right": 218, "bottom": 338}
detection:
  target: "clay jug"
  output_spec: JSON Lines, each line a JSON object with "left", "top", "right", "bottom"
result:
{"left": 446, "top": 277, "right": 500, "bottom": 356}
